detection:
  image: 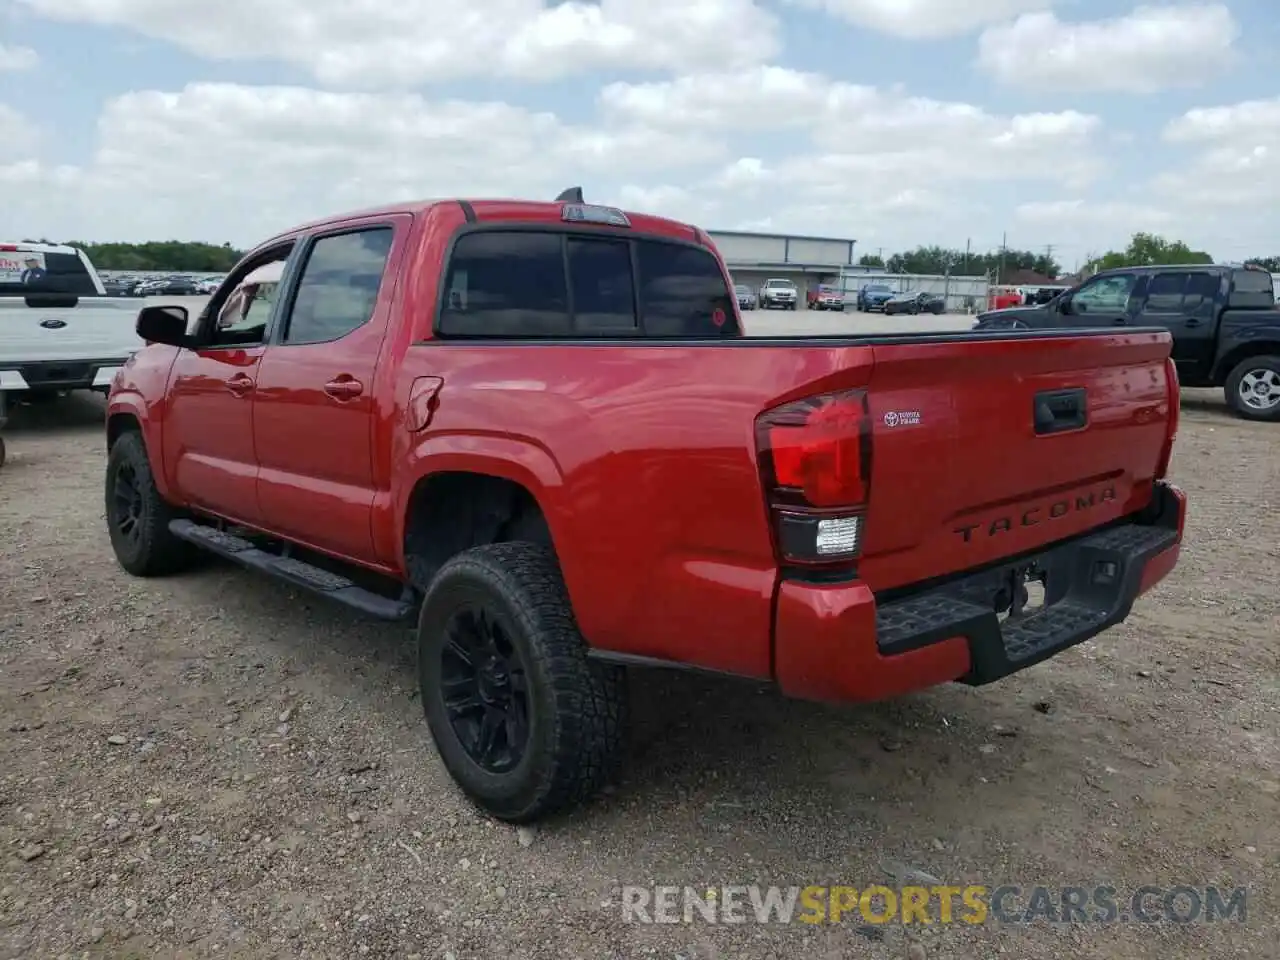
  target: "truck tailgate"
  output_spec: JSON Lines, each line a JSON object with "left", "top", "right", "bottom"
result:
{"left": 0, "top": 299, "right": 144, "bottom": 364}
{"left": 859, "top": 330, "right": 1174, "bottom": 592}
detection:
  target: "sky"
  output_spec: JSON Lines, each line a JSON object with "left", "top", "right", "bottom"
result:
{"left": 0, "top": 0, "right": 1276, "bottom": 269}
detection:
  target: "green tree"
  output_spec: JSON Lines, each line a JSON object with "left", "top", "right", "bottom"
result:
{"left": 59, "top": 240, "right": 246, "bottom": 272}
{"left": 883, "top": 245, "right": 1060, "bottom": 280}
{"left": 1245, "top": 255, "right": 1280, "bottom": 271}
{"left": 857, "top": 253, "right": 885, "bottom": 268}
{"left": 1086, "top": 233, "right": 1213, "bottom": 272}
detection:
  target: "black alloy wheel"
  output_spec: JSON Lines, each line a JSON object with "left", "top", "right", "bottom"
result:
{"left": 440, "top": 606, "right": 531, "bottom": 773}
{"left": 110, "top": 457, "right": 145, "bottom": 549}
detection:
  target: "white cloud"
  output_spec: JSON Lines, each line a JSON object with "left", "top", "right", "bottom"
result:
{"left": 0, "top": 82, "right": 726, "bottom": 243}
{"left": 0, "top": 104, "right": 38, "bottom": 160}
{"left": 0, "top": 71, "right": 1114, "bottom": 254}
{"left": 600, "top": 68, "right": 1105, "bottom": 188}
{"left": 1014, "top": 97, "right": 1280, "bottom": 259}
{"left": 14, "top": 0, "right": 777, "bottom": 86}
{"left": 977, "top": 5, "right": 1239, "bottom": 93}
{"left": 0, "top": 42, "right": 39, "bottom": 71}
{"left": 1155, "top": 97, "right": 1280, "bottom": 214}
{"left": 783, "top": 0, "right": 1048, "bottom": 39}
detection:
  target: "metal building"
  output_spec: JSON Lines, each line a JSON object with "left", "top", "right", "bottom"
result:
{"left": 709, "top": 230, "right": 856, "bottom": 295}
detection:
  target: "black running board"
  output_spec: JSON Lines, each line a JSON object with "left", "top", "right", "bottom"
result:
{"left": 169, "top": 519, "right": 414, "bottom": 621}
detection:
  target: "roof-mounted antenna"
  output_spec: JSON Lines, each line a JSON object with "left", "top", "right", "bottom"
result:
{"left": 555, "top": 186, "right": 584, "bottom": 203}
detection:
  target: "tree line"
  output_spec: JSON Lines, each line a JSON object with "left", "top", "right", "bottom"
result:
{"left": 857, "top": 233, "right": 1279, "bottom": 283}
{"left": 19, "top": 234, "right": 1280, "bottom": 279}
{"left": 19, "top": 240, "right": 246, "bottom": 272}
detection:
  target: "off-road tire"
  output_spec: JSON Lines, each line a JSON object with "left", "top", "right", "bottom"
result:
{"left": 1225, "top": 355, "right": 1280, "bottom": 422}
{"left": 417, "top": 542, "right": 628, "bottom": 822}
{"left": 105, "top": 431, "right": 202, "bottom": 576}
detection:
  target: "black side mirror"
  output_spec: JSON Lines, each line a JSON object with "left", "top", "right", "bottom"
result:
{"left": 136, "top": 304, "right": 190, "bottom": 347}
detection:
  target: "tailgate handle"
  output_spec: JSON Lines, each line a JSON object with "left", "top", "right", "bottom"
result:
{"left": 1034, "top": 388, "right": 1087, "bottom": 435}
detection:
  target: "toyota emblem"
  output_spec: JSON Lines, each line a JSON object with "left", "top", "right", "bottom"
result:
{"left": 39, "top": 317, "right": 67, "bottom": 329}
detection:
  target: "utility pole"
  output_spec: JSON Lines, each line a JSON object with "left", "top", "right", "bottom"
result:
{"left": 998, "top": 232, "right": 1007, "bottom": 285}
{"left": 964, "top": 238, "right": 971, "bottom": 274}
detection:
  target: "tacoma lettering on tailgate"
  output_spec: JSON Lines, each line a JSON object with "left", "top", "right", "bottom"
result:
{"left": 953, "top": 485, "right": 1118, "bottom": 543}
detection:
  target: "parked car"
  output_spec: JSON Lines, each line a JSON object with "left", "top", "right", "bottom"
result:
{"left": 143, "top": 276, "right": 202, "bottom": 296}
{"left": 974, "top": 263, "right": 1280, "bottom": 420}
{"left": 807, "top": 284, "right": 845, "bottom": 311}
{"left": 733, "top": 283, "right": 757, "bottom": 310}
{"left": 105, "top": 191, "right": 1185, "bottom": 822}
{"left": 883, "top": 291, "right": 946, "bottom": 316}
{"left": 759, "top": 278, "right": 798, "bottom": 310}
{"left": 856, "top": 283, "right": 894, "bottom": 312}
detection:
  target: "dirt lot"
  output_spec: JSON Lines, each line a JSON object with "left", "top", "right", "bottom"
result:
{"left": 0, "top": 386, "right": 1276, "bottom": 960}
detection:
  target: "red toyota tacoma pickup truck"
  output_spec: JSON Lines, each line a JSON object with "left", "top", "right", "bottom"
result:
{"left": 104, "top": 190, "right": 1186, "bottom": 822}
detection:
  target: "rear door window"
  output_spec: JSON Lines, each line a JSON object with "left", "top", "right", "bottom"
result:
{"left": 0, "top": 249, "right": 97, "bottom": 297}
{"left": 1143, "top": 272, "right": 1188, "bottom": 313}
{"left": 437, "top": 231, "right": 738, "bottom": 338}
{"left": 1182, "top": 272, "right": 1221, "bottom": 312}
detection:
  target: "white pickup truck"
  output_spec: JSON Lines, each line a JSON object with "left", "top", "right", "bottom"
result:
{"left": 0, "top": 242, "right": 146, "bottom": 465}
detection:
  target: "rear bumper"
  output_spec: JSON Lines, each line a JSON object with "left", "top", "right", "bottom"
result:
{"left": 774, "top": 482, "right": 1186, "bottom": 703}
{"left": 0, "top": 359, "right": 126, "bottom": 392}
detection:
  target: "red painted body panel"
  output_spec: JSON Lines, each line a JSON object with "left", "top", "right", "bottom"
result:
{"left": 107, "top": 197, "right": 1186, "bottom": 703}
{"left": 163, "top": 346, "right": 264, "bottom": 523}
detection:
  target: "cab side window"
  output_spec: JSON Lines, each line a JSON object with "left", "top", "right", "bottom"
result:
{"left": 209, "top": 247, "right": 292, "bottom": 347}
{"left": 1074, "top": 273, "right": 1136, "bottom": 312}
{"left": 283, "top": 228, "right": 394, "bottom": 345}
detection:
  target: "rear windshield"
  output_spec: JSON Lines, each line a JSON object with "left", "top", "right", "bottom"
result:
{"left": 865, "top": 284, "right": 890, "bottom": 292}
{"left": 1229, "top": 269, "right": 1275, "bottom": 309}
{"left": 0, "top": 250, "right": 97, "bottom": 297}
{"left": 1232, "top": 270, "right": 1274, "bottom": 295}
{"left": 437, "top": 230, "right": 739, "bottom": 338}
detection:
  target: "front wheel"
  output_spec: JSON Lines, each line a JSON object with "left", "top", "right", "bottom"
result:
{"left": 1225, "top": 355, "right": 1280, "bottom": 421}
{"left": 105, "top": 431, "right": 202, "bottom": 576}
{"left": 418, "top": 542, "right": 629, "bottom": 822}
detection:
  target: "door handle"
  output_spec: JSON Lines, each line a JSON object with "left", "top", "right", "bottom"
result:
{"left": 1185, "top": 318, "right": 1201, "bottom": 327}
{"left": 226, "top": 374, "right": 254, "bottom": 396}
{"left": 1034, "top": 388, "right": 1088, "bottom": 435}
{"left": 1113, "top": 317, "right": 1126, "bottom": 324}
{"left": 324, "top": 377, "right": 364, "bottom": 400}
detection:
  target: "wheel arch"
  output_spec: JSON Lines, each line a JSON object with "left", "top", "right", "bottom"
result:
{"left": 1213, "top": 341, "right": 1280, "bottom": 384}
{"left": 400, "top": 469, "right": 555, "bottom": 591}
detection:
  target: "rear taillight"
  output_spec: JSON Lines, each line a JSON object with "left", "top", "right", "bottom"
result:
{"left": 1156, "top": 357, "right": 1180, "bottom": 480}
{"left": 755, "top": 389, "right": 871, "bottom": 567}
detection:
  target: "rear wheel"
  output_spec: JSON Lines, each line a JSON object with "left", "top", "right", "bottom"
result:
{"left": 418, "top": 542, "right": 629, "bottom": 822}
{"left": 105, "top": 431, "right": 202, "bottom": 576}
{"left": 1225, "top": 355, "right": 1280, "bottom": 421}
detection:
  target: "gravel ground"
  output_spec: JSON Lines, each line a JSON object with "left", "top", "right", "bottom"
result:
{"left": 0, "top": 377, "right": 1276, "bottom": 958}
